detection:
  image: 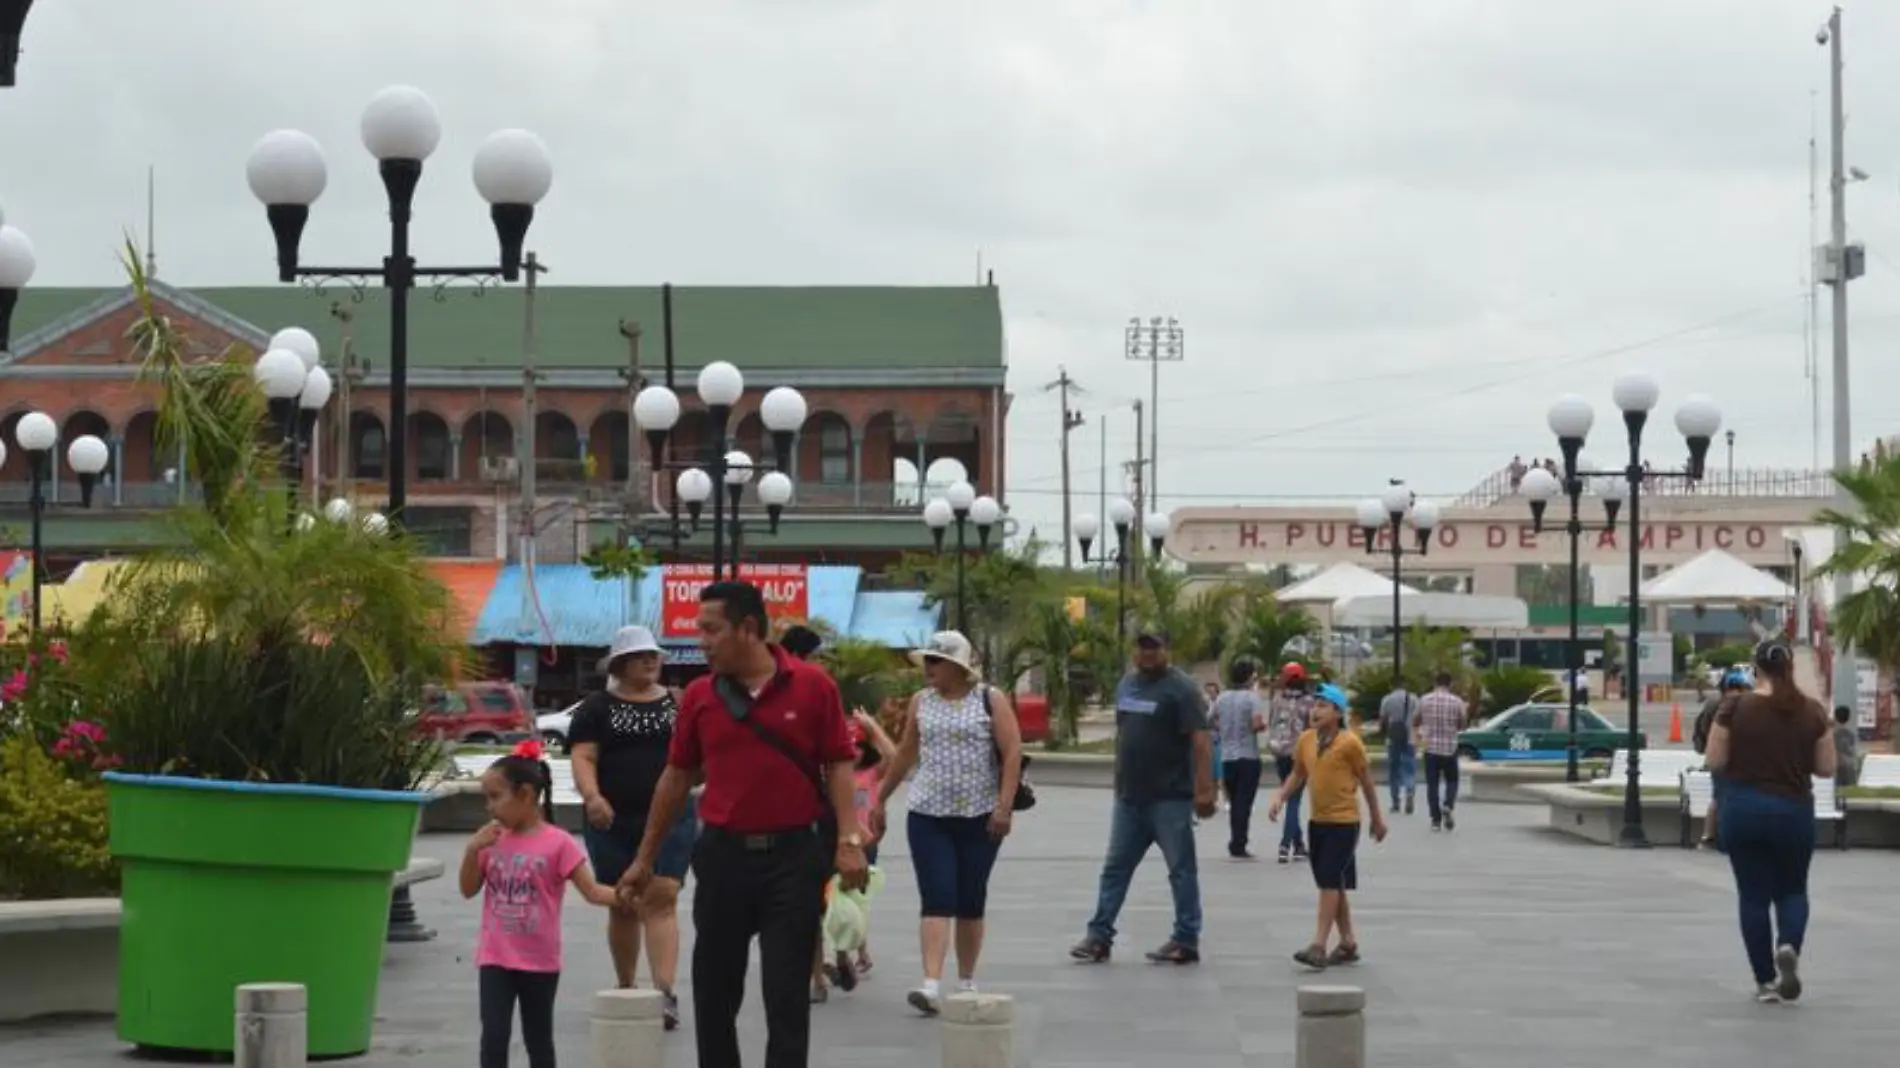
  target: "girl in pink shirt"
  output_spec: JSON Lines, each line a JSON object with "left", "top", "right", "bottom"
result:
{"left": 461, "top": 741, "right": 617, "bottom": 1068}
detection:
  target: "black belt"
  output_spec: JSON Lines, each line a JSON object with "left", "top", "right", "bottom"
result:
{"left": 703, "top": 824, "right": 821, "bottom": 851}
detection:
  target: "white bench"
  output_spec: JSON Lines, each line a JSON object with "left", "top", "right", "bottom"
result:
{"left": 1679, "top": 770, "right": 1846, "bottom": 850}
{"left": 1858, "top": 752, "right": 1900, "bottom": 789}
{"left": 1599, "top": 748, "right": 1699, "bottom": 790}
{"left": 452, "top": 754, "right": 582, "bottom": 805}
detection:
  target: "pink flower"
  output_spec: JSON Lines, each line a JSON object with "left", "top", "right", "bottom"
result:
{"left": 47, "top": 640, "right": 68, "bottom": 664}
{"left": 1, "top": 670, "right": 28, "bottom": 702}
{"left": 68, "top": 720, "right": 105, "bottom": 743}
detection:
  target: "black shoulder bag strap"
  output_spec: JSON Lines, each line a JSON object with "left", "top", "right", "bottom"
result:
{"left": 713, "top": 674, "right": 828, "bottom": 807}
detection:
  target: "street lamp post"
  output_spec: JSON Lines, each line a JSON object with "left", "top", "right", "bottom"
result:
{"left": 1353, "top": 485, "right": 1439, "bottom": 688}
{"left": 1522, "top": 438, "right": 1625, "bottom": 782}
{"left": 632, "top": 362, "right": 805, "bottom": 580}
{"left": 0, "top": 0, "right": 33, "bottom": 87}
{"left": 10, "top": 412, "right": 106, "bottom": 633}
{"left": 245, "top": 87, "right": 553, "bottom": 522}
{"left": 921, "top": 480, "right": 1001, "bottom": 635}
{"left": 0, "top": 219, "right": 37, "bottom": 350}
{"left": 255, "top": 331, "right": 333, "bottom": 526}
{"left": 1075, "top": 499, "right": 1167, "bottom": 648}
{"left": 1543, "top": 374, "right": 1720, "bottom": 848}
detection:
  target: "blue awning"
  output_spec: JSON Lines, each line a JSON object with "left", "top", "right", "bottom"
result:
{"left": 847, "top": 590, "right": 941, "bottom": 649}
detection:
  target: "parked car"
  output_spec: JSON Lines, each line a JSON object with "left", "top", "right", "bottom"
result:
{"left": 536, "top": 701, "right": 583, "bottom": 754}
{"left": 1285, "top": 632, "right": 1374, "bottom": 660}
{"left": 413, "top": 682, "right": 533, "bottom": 745}
{"left": 1455, "top": 702, "right": 1643, "bottom": 762}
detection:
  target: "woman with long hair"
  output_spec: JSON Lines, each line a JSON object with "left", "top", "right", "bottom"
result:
{"left": 1705, "top": 638, "right": 1837, "bottom": 1004}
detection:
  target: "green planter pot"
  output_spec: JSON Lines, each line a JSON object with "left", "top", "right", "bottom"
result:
{"left": 104, "top": 772, "right": 428, "bottom": 1057}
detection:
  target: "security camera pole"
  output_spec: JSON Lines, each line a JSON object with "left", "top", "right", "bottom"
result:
{"left": 1820, "top": 7, "right": 1863, "bottom": 712}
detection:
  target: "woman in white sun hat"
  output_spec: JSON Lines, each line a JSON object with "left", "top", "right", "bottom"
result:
{"left": 568, "top": 624, "right": 697, "bottom": 1030}
{"left": 871, "top": 630, "right": 1024, "bottom": 1016}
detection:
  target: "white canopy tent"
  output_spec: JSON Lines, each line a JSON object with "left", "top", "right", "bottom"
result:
{"left": 1638, "top": 548, "right": 1793, "bottom": 605}
{"left": 1276, "top": 562, "right": 1416, "bottom": 604}
{"left": 1331, "top": 590, "right": 1530, "bottom": 629}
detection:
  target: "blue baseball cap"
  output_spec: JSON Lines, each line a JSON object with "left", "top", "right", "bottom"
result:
{"left": 1314, "top": 683, "right": 1349, "bottom": 711}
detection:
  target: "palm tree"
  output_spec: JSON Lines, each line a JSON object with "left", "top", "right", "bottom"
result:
{"left": 1814, "top": 455, "right": 1900, "bottom": 684}
{"left": 1002, "top": 599, "right": 1116, "bottom": 746}
{"left": 1229, "top": 592, "right": 1315, "bottom": 673}
{"left": 1136, "top": 569, "right": 1245, "bottom": 667}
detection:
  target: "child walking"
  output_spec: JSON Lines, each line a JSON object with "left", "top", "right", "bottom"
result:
{"left": 1268, "top": 683, "right": 1387, "bottom": 970}
{"left": 832, "top": 707, "right": 897, "bottom": 984}
{"left": 462, "top": 741, "right": 618, "bottom": 1068}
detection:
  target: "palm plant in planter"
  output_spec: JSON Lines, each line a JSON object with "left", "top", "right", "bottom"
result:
{"left": 76, "top": 250, "right": 459, "bottom": 1057}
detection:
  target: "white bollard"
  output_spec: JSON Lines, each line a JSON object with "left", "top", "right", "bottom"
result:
{"left": 590, "top": 988, "right": 666, "bottom": 1068}
{"left": 1296, "top": 985, "right": 1365, "bottom": 1068}
{"left": 940, "top": 992, "right": 1014, "bottom": 1068}
{"left": 234, "top": 983, "right": 307, "bottom": 1068}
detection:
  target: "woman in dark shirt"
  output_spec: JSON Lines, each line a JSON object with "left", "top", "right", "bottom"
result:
{"left": 570, "top": 625, "right": 697, "bottom": 1029}
{"left": 1705, "top": 638, "right": 1837, "bottom": 1004}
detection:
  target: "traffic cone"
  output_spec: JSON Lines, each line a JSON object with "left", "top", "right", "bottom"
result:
{"left": 1667, "top": 703, "right": 1683, "bottom": 744}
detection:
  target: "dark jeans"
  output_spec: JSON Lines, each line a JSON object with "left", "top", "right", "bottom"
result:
{"left": 1273, "top": 754, "right": 1305, "bottom": 850}
{"left": 1719, "top": 782, "right": 1816, "bottom": 985}
{"left": 1086, "top": 797, "right": 1201, "bottom": 948}
{"left": 478, "top": 966, "right": 559, "bottom": 1068}
{"left": 1224, "top": 759, "right": 1263, "bottom": 854}
{"left": 1424, "top": 753, "right": 1460, "bottom": 822}
{"left": 908, "top": 811, "right": 1002, "bottom": 918}
{"left": 692, "top": 825, "right": 826, "bottom": 1068}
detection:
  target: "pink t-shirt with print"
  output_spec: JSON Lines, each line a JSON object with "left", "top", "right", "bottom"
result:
{"left": 476, "top": 823, "right": 586, "bottom": 972}
{"left": 853, "top": 766, "right": 881, "bottom": 839}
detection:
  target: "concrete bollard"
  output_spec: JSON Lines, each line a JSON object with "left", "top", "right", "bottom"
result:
{"left": 1296, "top": 985, "right": 1365, "bottom": 1068}
{"left": 234, "top": 983, "right": 307, "bottom": 1068}
{"left": 590, "top": 988, "right": 666, "bottom": 1068}
{"left": 940, "top": 992, "right": 1014, "bottom": 1068}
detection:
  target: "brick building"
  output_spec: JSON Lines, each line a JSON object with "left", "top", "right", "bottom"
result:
{"left": 0, "top": 279, "right": 1010, "bottom": 572}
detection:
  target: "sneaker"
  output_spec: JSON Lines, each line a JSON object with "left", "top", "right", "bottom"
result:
{"left": 1326, "top": 943, "right": 1360, "bottom": 966}
{"left": 662, "top": 991, "right": 680, "bottom": 1031}
{"left": 1292, "top": 945, "right": 1328, "bottom": 970}
{"left": 856, "top": 954, "right": 874, "bottom": 976}
{"left": 832, "top": 950, "right": 858, "bottom": 993}
{"left": 1755, "top": 983, "right": 1782, "bottom": 1004}
{"left": 1404, "top": 792, "right": 1415, "bottom": 815}
{"left": 1292, "top": 843, "right": 1309, "bottom": 862}
{"left": 1774, "top": 945, "right": 1802, "bottom": 1002}
{"left": 1229, "top": 848, "right": 1257, "bottom": 861}
{"left": 1390, "top": 801, "right": 1401, "bottom": 813}
{"left": 957, "top": 979, "right": 978, "bottom": 994}
{"left": 907, "top": 988, "right": 941, "bottom": 1015}
{"left": 1444, "top": 810, "right": 1456, "bottom": 832}
{"left": 1143, "top": 940, "right": 1201, "bottom": 965}
{"left": 1430, "top": 820, "right": 1442, "bottom": 833}
{"left": 1277, "top": 844, "right": 1292, "bottom": 864}
{"left": 1069, "top": 936, "right": 1111, "bottom": 963}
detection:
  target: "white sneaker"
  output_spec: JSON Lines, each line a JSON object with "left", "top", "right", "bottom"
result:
{"left": 1774, "top": 945, "right": 1802, "bottom": 1002}
{"left": 957, "top": 980, "right": 978, "bottom": 994}
{"left": 907, "top": 988, "right": 941, "bottom": 1015}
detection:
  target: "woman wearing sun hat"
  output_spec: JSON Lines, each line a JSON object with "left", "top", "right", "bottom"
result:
{"left": 871, "top": 630, "right": 1024, "bottom": 1016}
{"left": 1269, "top": 681, "right": 1387, "bottom": 970}
{"left": 568, "top": 624, "right": 698, "bottom": 1029}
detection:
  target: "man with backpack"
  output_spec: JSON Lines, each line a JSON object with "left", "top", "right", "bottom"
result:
{"left": 1379, "top": 686, "right": 1419, "bottom": 815}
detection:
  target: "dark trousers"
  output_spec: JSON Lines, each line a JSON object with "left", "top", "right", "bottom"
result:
{"left": 1720, "top": 782, "right": 1816, "bottom": 985}
{"left": 1273, "top": 754, "right": 1305, "bottom": 850}
{"left": 1424, "top": 753, "right": 1460, "bottom": 822}
{"left": 1224, "top": 759, "right": 1263, "bottom": 854}
{"left": 478, "top": 966, "right": 560, "bottom": 1068}
{"left": 692, "top": 826, "right": 826, "bottom": 1068}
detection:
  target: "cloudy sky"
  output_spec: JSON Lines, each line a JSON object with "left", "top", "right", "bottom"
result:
{"left": 9, "top": 1, "right": 1900, "bottom": 547}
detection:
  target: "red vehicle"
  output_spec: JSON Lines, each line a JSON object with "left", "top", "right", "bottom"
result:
{"left": 413, "top": 682, "right": 533, "bottom": 744}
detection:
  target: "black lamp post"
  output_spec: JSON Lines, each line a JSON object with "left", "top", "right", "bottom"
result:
{"left": 1353, "top": 485, "right": 1438, "bottom": 689}
{"left": 254, "top": 335, "right": 333, "bottom": 528}
{"left": 922, "top": 480, "right": 1001, "bottom": 635}
{"left": 1789, "top": 539, "right": 1805, "bottom": 644}
{"left": 1076, "top": 499, "right": 1168, "bottom": 649}
{"left": 1522, "top": 441, "right": 1625, "bottom": 783}
{"left": 632, "top": 362, "right": 805, "bottom": 581}
{"left": 245, "top": 88, "right": 553, "bottom": 522}
{"left": 1546, "top": 374, "right": 1720, "bottom": 848}
{"left": 10, "top": 412, "right": 106, "bottom": 633}
{"left": 0, "top": 0, "right": 33, "bottom": 88}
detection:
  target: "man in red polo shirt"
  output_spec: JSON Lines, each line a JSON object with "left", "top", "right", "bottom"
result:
{"left": 620, "top": 580, "right": 865, "bottom": 1068}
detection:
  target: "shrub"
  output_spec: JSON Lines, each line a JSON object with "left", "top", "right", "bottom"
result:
{"left": 1702, "top": 642, "right": 1754, "bottom": 670}
{"left": 1480, "top": 664, "right": 1556, "bottom": 717}
{"left": 0, "top": 735, "right": 117, "bottom": 899}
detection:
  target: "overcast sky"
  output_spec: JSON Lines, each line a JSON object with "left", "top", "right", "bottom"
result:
{"left": 9, "top": 1, "right": 1900, "bottom": 551}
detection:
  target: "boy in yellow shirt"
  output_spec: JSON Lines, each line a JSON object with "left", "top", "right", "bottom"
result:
{"left": 1268, "top": 683, "right": 1387, "bottom": 969}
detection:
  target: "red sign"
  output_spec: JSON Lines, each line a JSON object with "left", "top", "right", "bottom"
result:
{"left": 661, "top": 564, "right": 810, "bottom": 638}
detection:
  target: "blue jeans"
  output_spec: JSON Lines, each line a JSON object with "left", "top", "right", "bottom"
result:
{"left": 1387, "top": 739, "right": 1416, "bottom": 807}
{"left": 1719, "top": 782, "right": 1816, "bottom": 985}
{"left": 1274, "top": 755, "right": 1305, "bottom": 850}
{"left": 1086, "top": 797, "right": 1201, "bottom": 948}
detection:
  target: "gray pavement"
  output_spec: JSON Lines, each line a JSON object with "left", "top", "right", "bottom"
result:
{"left": 5, "top": 784, "right": 1897, "bottom": 1067}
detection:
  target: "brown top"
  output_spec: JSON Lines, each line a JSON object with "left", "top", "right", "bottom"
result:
{"left": 1714, "top": 691, "right": 1829, "bottom": 801}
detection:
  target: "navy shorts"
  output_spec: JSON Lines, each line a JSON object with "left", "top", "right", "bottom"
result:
{"left": 1307, "top": 821, "right": 1359, "bottom": 891}
{"left": 584, "top": 796, "right": 698, "bottom": 884}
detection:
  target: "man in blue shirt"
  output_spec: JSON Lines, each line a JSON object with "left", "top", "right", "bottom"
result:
{"left": 1070, "top": 626, "right": 1216, "bottom": 965}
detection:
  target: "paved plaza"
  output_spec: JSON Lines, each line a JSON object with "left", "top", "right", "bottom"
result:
{"left": 5, "top": 784, "right": 1897, "bottom": 1067}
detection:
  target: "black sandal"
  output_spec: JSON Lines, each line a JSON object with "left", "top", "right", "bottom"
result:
{"left": 1326, "top": 943, "right": 1360, "bottom": 966}
{"left": 1292, "top": 945, "right": 1328, "bottom": 970}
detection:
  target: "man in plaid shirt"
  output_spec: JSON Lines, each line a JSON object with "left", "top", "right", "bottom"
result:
{"left": 1414, "top": 672, "right": 1468, "bottom": 832}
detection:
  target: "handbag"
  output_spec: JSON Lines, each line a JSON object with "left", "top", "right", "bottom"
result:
{"left": 982, "top": 685, "right": 1037, "bottom": 812}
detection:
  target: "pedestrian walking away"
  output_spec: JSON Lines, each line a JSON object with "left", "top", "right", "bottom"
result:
{"left": 1704, "top": 638, "right": 1836, "bottom": 1004}
{"left": 872, "top": 630, "right": 1023, "bottom": 1015}
{"left": 1695, "top": 670, "right": 1754, "bottom": 848}
{"left": 462, "top": 742, "right": 619, "bottom": 1068}
{"left": 1268, "top": 684, "right": 1387, "bottom": 971}
{"left": 1212, "top": 659, "right": 1266, "bottom": 858}
{"left": 1379, "top": 685, "right": 1418, "bottom": 814}
{"left": 1265, "top": 663, "right": 1313, "bottom": 862}
{"left": 1070, "top": 625, "right": 1216, "bottom": 966}
{"left": 1203, "top": 681, "right": 1227, "bottom": 810}
{"left": 617, "top": 582, "right": 867, "bottom": 1068}
{"left": 1415, "top": 673, "right": 1466, "bottom": 832}
{"left": 568, "top": 624, "right": 696, "bottom": 1030}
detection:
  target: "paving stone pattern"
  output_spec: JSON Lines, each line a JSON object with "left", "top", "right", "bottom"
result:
{"left": 4, "top": 786, "right": 1897, "bottom": 1067}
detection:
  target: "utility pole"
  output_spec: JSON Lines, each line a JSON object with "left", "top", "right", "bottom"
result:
{"left": 617, "top": 319, "right": 645, "bottom": 507}
{"left": 1097, "top": 413, "right": 1108, "bottom": 579}
{"left": 1124, "top": 316, "right": 1183, "bottom": 509}
{"left": 1820, "top": 7, "right": 1864, "bottom": 711}
{"left": 518, "top": 252, "right": 544, "bottom": 581}
{"left": 1131, "top": 398, "right": 1146, "bottom": 584}
{"left": 1043, "top": 367, "right": 1087, "bottom": 568}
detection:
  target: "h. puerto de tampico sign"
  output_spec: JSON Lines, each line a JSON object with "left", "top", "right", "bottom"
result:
{"left": 1169, "top": 510, "right": 1788, "bottom": 568}
{"left": 661, "top": 564, "right": 811, "bottom": 638}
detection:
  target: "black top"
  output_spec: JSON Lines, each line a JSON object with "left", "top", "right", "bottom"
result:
{"left": 568, "top": 689, "right": 677, "bottom": 818}
{"left": 1111, "top": 667, "right": 1209, "bottom": 803}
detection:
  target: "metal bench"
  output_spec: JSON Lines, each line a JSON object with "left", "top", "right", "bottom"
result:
{"left": 1858, "top": 752, "right": 1900, "bottom": 789}
{"left": 451, "top": 754, "right": 582, "bottom": 804}
{"left": 1679, "top": 770, "right": 1846, "bottom": 850}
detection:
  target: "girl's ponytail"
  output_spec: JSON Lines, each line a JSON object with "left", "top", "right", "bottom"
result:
{"left": 491, "top": 739, "right": 557, "bottom": 822}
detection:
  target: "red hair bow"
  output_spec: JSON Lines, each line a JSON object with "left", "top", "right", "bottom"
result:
{"left": 513, "top": 738, "right": 545, "bottom": 760}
